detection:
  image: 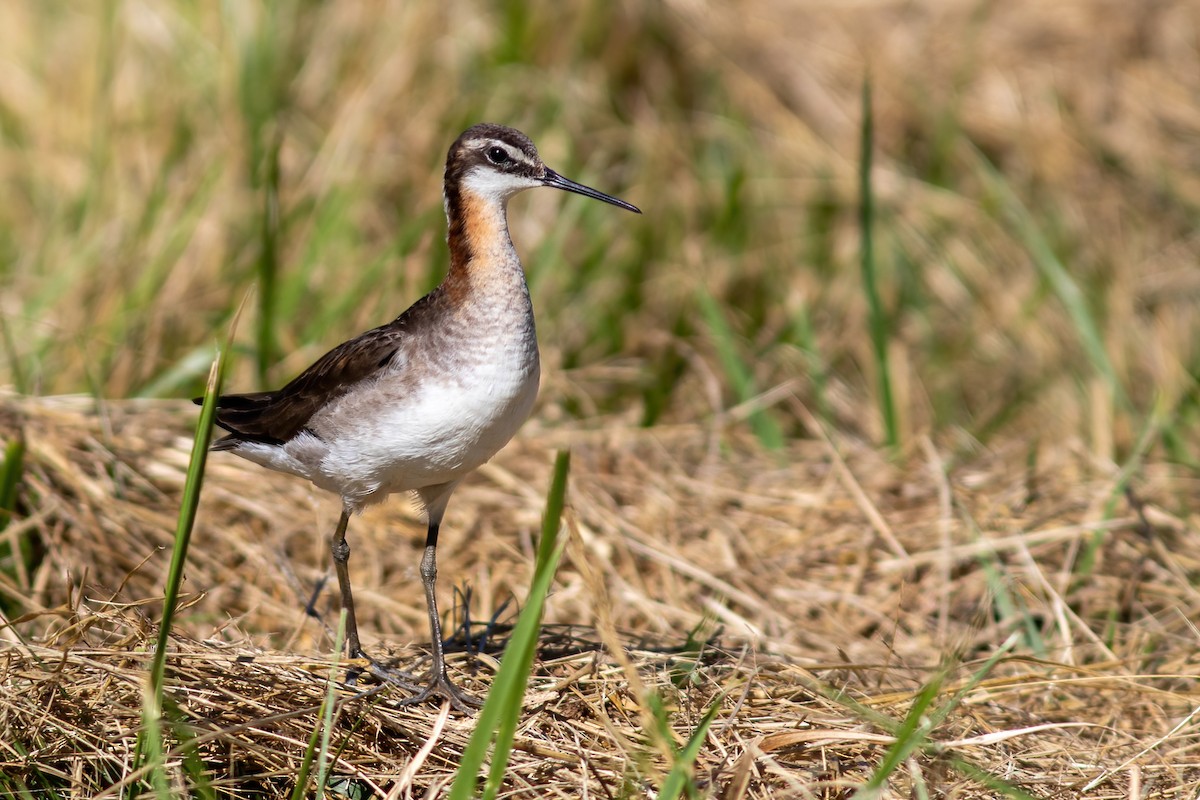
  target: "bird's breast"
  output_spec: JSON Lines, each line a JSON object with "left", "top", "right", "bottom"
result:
{"left": 307, "top": 311, "right": 540, "bottom": 503}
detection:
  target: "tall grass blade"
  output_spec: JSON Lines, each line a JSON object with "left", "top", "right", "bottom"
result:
{"left": 138, "top": 680, "right": 172, "bottom": 799}
{"left": 697, "top": 288, "right": 784, "bottom": 450}
{"left": 232, "top": 3, "right": 297, "bottom": 386}
{"left": 290, "top": 618, "right": 347, "bottom": 800}
{"left": 966, "top": 514, "right": 1047, "bottom": 657}
{"left": 789, "top": 301, "right": 831, "bottom": 424}
{"left": 256, "top": 133, "right": 282, "bottom": 386}
{"left": 449, "top": 450, "right": 571, "bottom": 800}
{"left": 858, "top": 77, "right": 899, "bottom": 451}
{"left": 789, "top": 634, "right": 1027, "bottom": 797}
{"left": 137, "top": 345, "right": 230, "bottom": 400}
{"left": 292, "top": 707, "right": 325, "bottom": 800}
{"left": 314, "top": 611, "right": 345, "bottom": 799}
{"left": 132, "top": 295, "right": 246, "bottom": 785}
{"left": 969, "top": 145, "right": 1128, "bottom": 412}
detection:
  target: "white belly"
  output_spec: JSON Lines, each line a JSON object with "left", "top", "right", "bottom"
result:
{"left": 228, "top": 347, "right": 540, "bottom": 509}
{"left": 352, "top": 370, "right": 535, "bottom": 485}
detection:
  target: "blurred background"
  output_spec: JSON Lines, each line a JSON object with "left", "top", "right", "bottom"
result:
{"left": 2, "top": 0, "right": 1198, "bottom": 461}
{"left": 5, "top": 7, "right": 1200, "bottom": 791}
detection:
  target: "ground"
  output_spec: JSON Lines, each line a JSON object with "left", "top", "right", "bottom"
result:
{"left": 3, "top": 396, "right": 1198, "bottom": 797}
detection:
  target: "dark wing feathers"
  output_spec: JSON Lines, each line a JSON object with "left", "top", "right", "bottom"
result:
{"left": 200, "top": 322, "right": 409, "bottom": 447}
{"left": 196, "top": 283, "right": 448, "bottom": 449}
{"left": 205, "top": 391, "right": 274, "bottom": 410}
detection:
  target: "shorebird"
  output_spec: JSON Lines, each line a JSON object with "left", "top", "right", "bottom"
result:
{"left": 202, "top": 123, "right": 639, "bottom": 709}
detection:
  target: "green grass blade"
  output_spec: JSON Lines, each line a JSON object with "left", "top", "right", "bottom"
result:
{"left": 147, "top": 341, "right": 225, "bottom": 686}
{"left": 942, "top": 756, "right": 1042, "bottom": 800}
{"left": 0, "top": 433, "right": 25, "bottom": 531}
{"left": 315, "top": 610, "right": 345, "bottom": 799}
{"left": 449, "top": 450, "right": 571, "bottom": 800}
{"left": 855, "top": 633, "right": 1020, "bottom": 797}
{"left": 789, "top": 300, "right": 832, "bottom": 424}
{"left": 657, "top": 695, "right": 723, "bottom": 800}
{"left": 923, "top": 633, "right": 1018, "bottom": 733}
{"left": 1075, "top": 399, "right": 1165, "bottom": 583}
{"left": 164, "top": 695, "right": 216, "bottom": 800}
{"left": 0, "top": 772, "right": 37, "bottom": 800}
{"left": 854, "top": 672, "right": 945, "bottom": 797}
{"left": 786, "top": 634, "right": 1026, "bottom": 797}
{"left": 291, "top": 709, "right": 325, "bottom": 800}
{"left": 292, "top": 613, "right": 345, "bottom": 800}
{"left": 696, "top": 288, "right": 784, "bottom": 450}
{"left": 969, "top": 144, "right": 1128, "bottom": 412}
{"left": 858, "top": 77, "right": 899, "bottom": 452}
{"left": 136, "top": 344, "right": 229, "bottom": 400}
{"left": 138, "top": 680, "right": 172, "bottom": 799}
{"left": 133, "top": 295, "right": 245, "bottom": 784}
{"left": 0, "top": 433, "right": 30, "bottom": 618}
{"left": 964, "top": 511, "right": 1047, "bottom": 657}
{"left": 256, "top": 133, "right": 282, "bottom": 386}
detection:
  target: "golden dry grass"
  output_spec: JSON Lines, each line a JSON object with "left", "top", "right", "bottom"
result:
{"left": 3, "top": 394, "right": 1200, "bottom": 797}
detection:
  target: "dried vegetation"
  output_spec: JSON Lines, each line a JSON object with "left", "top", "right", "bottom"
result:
{"left": 3, "top": 393, "right": 1199, "bottom": 797}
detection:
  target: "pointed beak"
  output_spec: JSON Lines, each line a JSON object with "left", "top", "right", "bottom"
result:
{"left": 541, "top": 167, "right": 641, "bottom": 214}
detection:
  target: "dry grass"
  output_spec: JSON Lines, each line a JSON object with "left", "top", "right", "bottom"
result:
{"left": 3, "top": 395, "right": 1200, "bottom": 797}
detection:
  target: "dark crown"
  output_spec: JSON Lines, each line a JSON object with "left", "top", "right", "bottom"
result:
{"left": 446, "top": 123, "right": 542, "bottom": 181}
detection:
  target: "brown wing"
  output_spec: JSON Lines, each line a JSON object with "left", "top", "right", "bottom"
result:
{"left": 201, "top": 290, "right": 443, "bottom": 448}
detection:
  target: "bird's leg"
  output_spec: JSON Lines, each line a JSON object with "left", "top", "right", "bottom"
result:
{"left": 398, "top": 520, "right": 482, "bottom": 711}
{"left": 316, "top": 508, "right": 425, "bottom": 692}
{"left": 329, "top": 509, "right": 364, "bottom": 660}
{"left": 421, "top": 526, "right": 446, "bottom": 675}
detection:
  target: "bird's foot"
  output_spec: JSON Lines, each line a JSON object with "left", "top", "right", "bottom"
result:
{"left": 343, "top": 650, "right": 480, "bottom": 713}
{"left": 396, "top": 666, "right": 483, "bottom": 713}
{"left": 339, "top": 648, "right": 425, "bottom": 693}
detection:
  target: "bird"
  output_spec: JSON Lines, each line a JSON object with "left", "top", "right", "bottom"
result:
{"left": 200, "top": 123, "right": 640, "bottom": 710}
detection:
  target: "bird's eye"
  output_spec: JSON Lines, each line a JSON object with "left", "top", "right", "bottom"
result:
{"left": 486, "top": 146, "right": 510, "bottom": 165}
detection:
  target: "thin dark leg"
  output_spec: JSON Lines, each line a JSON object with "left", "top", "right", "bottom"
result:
{"left": 321, "top": 510, "right": 425, "bottom": 693}
{"left": 398, "top": 520, "right": 481, "bottom": 711}
{"left": 329, "top": 509, "right": 363, "bottom": 659}
{"left": 304, "top": 575, "right": 328, "bottom": 619}
{"left": 421, "top": 523, "right": 447, "bottom": 680}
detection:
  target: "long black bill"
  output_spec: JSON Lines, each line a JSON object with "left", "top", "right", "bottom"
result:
{"left": 542, "top": 167, "right": 641, "bottom": 214}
